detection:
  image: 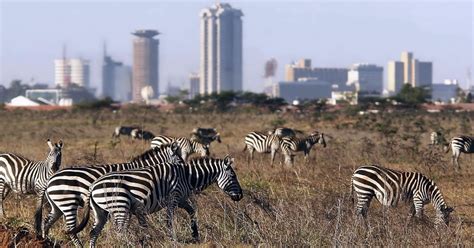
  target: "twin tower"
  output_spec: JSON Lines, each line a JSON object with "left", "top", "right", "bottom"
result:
{"left": 132, "top": 3, "right": 243, "bottom": 102}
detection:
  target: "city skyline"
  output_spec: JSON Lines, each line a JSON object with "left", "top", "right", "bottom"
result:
{"left": 1, "top": 1, "right": 473, "bottom": 94}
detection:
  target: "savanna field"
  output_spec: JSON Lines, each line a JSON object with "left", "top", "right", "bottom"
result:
{"left": 0, "top": 106, "right": 473, "bottom": 247}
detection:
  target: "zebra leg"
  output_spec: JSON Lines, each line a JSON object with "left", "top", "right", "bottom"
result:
{"left": 355, "top": 194, "right": 372, "bottom": 218}
{"left": 166, "top": 200, "right": 178, "bottom": 241}
{"left": 133, "top": 203, "right": 149, "bottom": 247}
{"left": 42, "top": 204, "right": 62, "bottom": 238}
{"left": 34, "top": 194, "right": 45, "bottom": 238}
{"left": 0, "top": 180, "right": 6, "bottom": 218}
{"left": 270, "top": 149, "right": 276, "bottom": 166}
{"left": 453, "top": 151, "right": 461, "bottom": 171}
{"left": 413, "top": 195, "right": 424, "bottom": 219}
{"left": 64, "top": 207, "right": 83, "bottom": 247}
{"left": 89, "top": 207, "right": 108, "bottom": 248}
{"left": 249, "top": 147, "right": 255, "bottom": 162}
{"left": 179, "top": 199, "right": 199, "bottom": 242}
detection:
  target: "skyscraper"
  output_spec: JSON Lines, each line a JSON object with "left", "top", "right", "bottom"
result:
{"left": 387, "top": 61, "right": 404, "bottom": 94}
{"left": 102, "top": 47, "right": 132, "bottom": 102}
{"left": 200, "top": 3, "right": 243, "bottom": 94}
{"left": 189, "top": 73, "right": 200, "bottom": 99}
{"left": 400, "top": 51, "right": 413, "bottom": 84}
{"left": 412, "top": 60, "right": 432, "bottom": 87}
{"left": 132, "top": 30, "right": 159, "bottom": 102}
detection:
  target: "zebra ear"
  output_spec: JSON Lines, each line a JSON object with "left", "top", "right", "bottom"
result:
{"left": 57, "top": 140, "right": 64, "bottom": 148}
{"left": 47, "top": 139, "right": 54, "bottom": 150}
{"left": 171, "top": 142, "right": 180, "bottom": 153}
{"left": 445, "top": 207, "right": 454, "bottom": 213}
{"left": 224, "top": 155, "right": 234, "bottom": 166}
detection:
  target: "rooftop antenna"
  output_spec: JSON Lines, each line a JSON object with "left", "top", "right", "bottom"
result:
{"left": 103, "top": 40, "right": 107, "bottom": 58}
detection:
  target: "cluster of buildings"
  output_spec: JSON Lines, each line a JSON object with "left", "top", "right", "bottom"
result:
{"left": 6, "top": 2, "right": 472, "bottom": 108}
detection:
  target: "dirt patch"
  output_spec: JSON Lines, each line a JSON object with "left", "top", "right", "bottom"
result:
{"left": 0, "top": 224, "right": 60, "bottom": 248}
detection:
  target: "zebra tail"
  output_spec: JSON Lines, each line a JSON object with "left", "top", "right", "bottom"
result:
{"left": 350, "top": 179, "right": 354, "bottom": 205}
{"left": 242, "top": 144, "right": 247, "bottom": 152}
{"left": 444, "top": 141, "right": 451, "bottom": 153}
{"left": 66, "top": 196, "right": 91, "bottom": 235}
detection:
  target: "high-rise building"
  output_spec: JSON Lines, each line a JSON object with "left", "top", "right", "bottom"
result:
{"left": 189, "top": 73, "right": 200, "bottom": 99}
{"left": 54, "top": 58, "right": 89, "bottom": 88}
{"left": 412, "top": 60, "right": 432, "bottom": 87}
{"left": 285, "top": 59, "right": 348, "bottom": 87}
{"left": 132, "top": 30, "right": 159, "bottom": 102}
{"left": 397, "top": 51, "right": 432, "bottom": 88}
{"left": 400, "top": 51, "right": 413, "bottom": 84}
{"left": 200, "top": 3, "right": 243, "bottom": 94}
{"left": 387, "top": 61, "right": 404, "bottom": 94}
{"left": 347, "top": 64, "right": 384, "bottom": 94}
{"left": 102, "top": 48, "right": 132, "bottom": 102}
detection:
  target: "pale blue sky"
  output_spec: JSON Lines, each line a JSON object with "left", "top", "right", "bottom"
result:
{"left": 1, "top": 0, "right": 473, "bottom": 94}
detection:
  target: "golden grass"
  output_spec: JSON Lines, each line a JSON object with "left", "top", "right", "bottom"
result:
{"left": 0, "top": 108, "right": 473, "bottom": 247}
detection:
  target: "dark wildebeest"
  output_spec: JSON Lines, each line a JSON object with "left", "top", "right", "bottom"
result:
{"left": 112, "top": 126, "right": 139, "bottom": 138}
{"left": 131, "top": 129, "right": 155, "bottom": 141}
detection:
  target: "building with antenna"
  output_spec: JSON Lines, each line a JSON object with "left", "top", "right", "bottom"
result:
{"left": 102, "top": 44, "right": 132, "bottom": 102}
{"left": 200, "top": 3, "right": 243, "bottom": 94}
{"left": 132, "top": 29, "right": 160, "bottom": 102}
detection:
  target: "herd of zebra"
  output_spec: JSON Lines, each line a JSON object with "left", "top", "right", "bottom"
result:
{"left": 0, "top": 126, "right": 472, "bottom": 247}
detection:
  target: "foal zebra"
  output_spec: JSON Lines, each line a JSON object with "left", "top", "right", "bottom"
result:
{"left": 351, "top": 165, "right": 453, "bottom": 226}
{"left": 446, "top": 135, "right": 474, "bottom": 170}
{"left": 280, "top": 131, "right": 326, "bottom": 166}
{"left": 43, "top": 143, "right": 181, "bottom": 246}
{"left": 0, "top": 139, "right": 63, "bottom": 237}
{"left": 243, "top": 131, "right": 281, "bottom": 165}
{"left": 151, "top": 135, "right": 209, "bottom": 161}
{"left": 68, "top": 156, "right": 243, "bottom": 247}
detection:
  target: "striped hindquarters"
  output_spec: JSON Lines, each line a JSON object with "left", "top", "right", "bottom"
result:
{"left": 151, "top": 135, "right": 175, "bottom": 148}
{"left": 0, "top": 153, "right": 48, "bottom": 195}
{"left": 451, "top": 136, "right": 474, "bottom": 153}
{"left": 244, "top": 132, "right": 279, "bottom": 153}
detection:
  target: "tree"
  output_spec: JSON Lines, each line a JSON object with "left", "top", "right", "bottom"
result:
{"left": 393, "top": 84, "right": 429, "bottom": 106}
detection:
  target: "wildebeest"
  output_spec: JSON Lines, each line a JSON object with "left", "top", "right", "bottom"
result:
{"left": 131, "top": 129, "right": 155, "bottom": 141}
{"left": 112, "top": 126, "right": 139, "bottom": 138}
{"left": 191, "top": 127, "right": 221, "bottom": 144}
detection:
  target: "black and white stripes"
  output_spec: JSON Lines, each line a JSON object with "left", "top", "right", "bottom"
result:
{"left": 0, "top": 139, "right": 63, "bottom": 236}
{"left": 446, "top": 135, "right": 473, "bottom": 169}
{"left": 43, "top": 143, "right": 181, "bottom": 246}
{"left": 351, "top": 165, "right": 453, "bottom": 226}
{"left": 151, "top": 135, "right": 209, "bottom": 161}
{"left": 68, "top": 155, "right": 242, "bottom": 247}
{"left": 243, "top": 131, "right": 281, "bottom": 165}
{"left": 280, "top": 131, "right": 326, "bottom": 166}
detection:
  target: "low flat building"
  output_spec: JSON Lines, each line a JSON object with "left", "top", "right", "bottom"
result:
{"left": 431, "top": 80, "right": 459, "bottom": 103}
{"left": 274, "top": 78, "right": 332, "bottom": 103}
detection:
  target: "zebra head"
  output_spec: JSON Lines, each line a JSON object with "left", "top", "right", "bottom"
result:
{"left": 46, "top": 139, "right": 63, "bottom": 172}
{"left": 215, "top": 133, "right": 222, "bottom": 143}
{"left": 437, "top": 205, "right": 454, "bottom": 226}
{"left": 309, "top": 131, "right": 326, "bottom": 148}
{"left": 216, "top": 155, "right": 243, "bottom": 201}
{"left": 197, "top": 143, "right": 210, "bottom": 157}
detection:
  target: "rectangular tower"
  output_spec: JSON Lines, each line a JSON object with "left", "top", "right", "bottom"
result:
{"left": 200, "top": 3, "right": 243, "bottom": 94}
{"left": 400, "top": 51, "right": 413, "bottom": 85}
{"left": 387, "top": 61, "right": 404, "bottom": 94}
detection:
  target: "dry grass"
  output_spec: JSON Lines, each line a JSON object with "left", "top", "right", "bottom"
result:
{"left": 0, "top": 108, "right": 473, "bottom": 247}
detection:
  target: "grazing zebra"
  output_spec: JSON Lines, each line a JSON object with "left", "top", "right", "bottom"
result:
{"left": 112, "top": 126, "right": 139, "bottom": 138}
{"left": 446, "top": 135, "right": 473, "bottom": 170}
{"left": 280, "top": 131, "right": 326, "bottom": 166}
{"left": 151, "top": 135, "right": 209, "bottom": 161}
{"left": 68, "top": 155, "right": 243, "bottom": 247}
{"left": 243, "top": 131, "right": 281, "bottom": 165}
{"left": 430, "top": 131, "right": 448, "bottom": 146}
{"left": 351, "top": 165, "right": 453, "bottom": 226}
{"left": 0, "top": 139, "right": 63, "bottom": 237}
{"left": 43, "top": 143, "right": 181, "bottom": 246}
{"left": 131, "top": 129, "right": 155, "bottom": 141}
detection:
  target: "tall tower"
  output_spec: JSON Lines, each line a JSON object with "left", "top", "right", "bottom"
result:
{"left": 400, "top": 51, "right": 413, "bottom": 85}
{"left": 200, "top": 3, "right": 243, "bottom": 95}
{"left": 387, "top": 61, "right": 404, "bottom": 94}
{"left": 132, "top": 30, "right": 159, "bottom": 102}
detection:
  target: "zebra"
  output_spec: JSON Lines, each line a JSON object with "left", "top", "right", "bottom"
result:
{"left": 280, "top": 131, "right": 326, "bottom": 166}
{"left": 0, "top": 139, "right": 63, "bottom": 237}
{"left": 268, "top": 127, "right": 304, "bottom": 138}
{"left": 243, "top": 131, "right": 281, "bottom": 165}
{"left": 112, "top": 125, "right": 139, "bottom": 138}
{"left": 67, "top": 155, "right": 243, "bottom": 247}
{"left": 151, "top": 135, "right": 209, "bottom": 161}
{"left": 446, "top": 135, "right": 473, "bottom": 170}
{"left": 430, "top": 131, "right": 449, "bottom": 147}
{"left": 42, "top": 143, "right": 181, "bottom": 246}
{"left": 351, "top": 165, "right": 454, "bottom": 226}
{"left": 131, "top": 129, "right": 155, "bottom": 141}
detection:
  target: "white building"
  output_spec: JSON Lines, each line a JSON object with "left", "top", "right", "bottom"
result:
{"left": 54, "top": 58, "right": 90, "bottom": 88}
{"left": 274, "top": 78, "right": 332, "bottom": 103}
{"left": 386, "top": 61, "right": 404, "bottom": 95}
{"left": 200, "top": 3, "right": 243, "bottom": 94}
{"left": 347, "top": 64, "right": 384, "bottom": 95}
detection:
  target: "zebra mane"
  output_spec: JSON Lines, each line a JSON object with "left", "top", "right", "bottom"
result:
{"left": 129, "top": 144, "right": 174, "bottom": 162}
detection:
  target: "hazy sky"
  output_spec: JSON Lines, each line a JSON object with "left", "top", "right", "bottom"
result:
{"left": 1, "top": 0, "right": 473, "bottom": 94}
